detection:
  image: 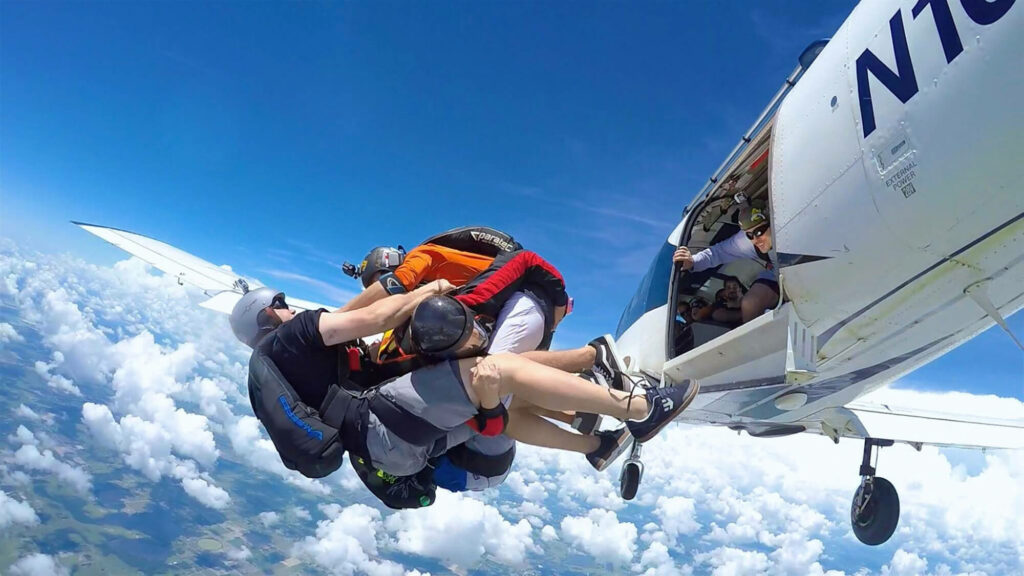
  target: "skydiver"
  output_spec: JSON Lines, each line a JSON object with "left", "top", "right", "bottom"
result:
{"left": 672, "top": 203, "right": 779, "bottom": 323}
{"left": 340, "top": 237, "right": 635, "bottom": 493}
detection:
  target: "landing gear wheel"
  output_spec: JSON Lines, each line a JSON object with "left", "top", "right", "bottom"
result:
{"left": 619, "top": 442, "right": 644, "bottom": 500}
{"left": 619, "top": 459, "right": 643, "bottom": 500}
{"left": 851, "top": 476, "right": 900, "bottom": 545}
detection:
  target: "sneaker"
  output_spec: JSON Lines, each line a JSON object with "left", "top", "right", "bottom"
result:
{"left": 571, "top": 411, "right": 603, "bottom": 436}
{"left": 625, "top": 379, "right": 699, "bottom": 443}
{"left": 579, "top": 368, "right": 609, "bottom": 389}
{"left": 588, "top": 335, "right": 628, "bottom": 391}
{"left": 586, "top": 427, "right": 633, "bottom": 472}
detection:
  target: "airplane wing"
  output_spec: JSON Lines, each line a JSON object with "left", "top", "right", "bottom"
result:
{"left": 73, "top": 222, "right": 335, "bottom": 313}
{"left": 807, "top": 403, "right": 1024, "bottom": 450}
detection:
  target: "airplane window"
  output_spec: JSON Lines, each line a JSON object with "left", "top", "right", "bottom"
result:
{"left": 615, "top": 242, "right": 675, "bottom": 338}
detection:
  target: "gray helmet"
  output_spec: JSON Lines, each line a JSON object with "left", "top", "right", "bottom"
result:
{"left": 230, "top": 287, "right": 285, "bottom": 347}
{"left": 360, "top": 246, "right": 405, "bottom": 288}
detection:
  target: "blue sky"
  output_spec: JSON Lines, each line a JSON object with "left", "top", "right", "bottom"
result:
{"left": 2, "top": 1, "right": 1020, "bottom": 397}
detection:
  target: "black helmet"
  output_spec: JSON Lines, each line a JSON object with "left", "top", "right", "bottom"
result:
{"left": 410, "top": 295, "right": 485, "bottom": 358}
{"left": 360, "top": 246, "right": 405, "bottom": 288}
{"left": 229, "top": 287, "right": 286, "bottom": 347}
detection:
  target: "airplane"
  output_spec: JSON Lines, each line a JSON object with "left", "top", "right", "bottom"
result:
{"left": 74, "top": 0, "right": 1024, "bottom": 547}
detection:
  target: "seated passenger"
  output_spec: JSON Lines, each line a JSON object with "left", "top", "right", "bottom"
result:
{"left": 232, "top": 287, "right": 697, "bottom": 489}
{"left": 673, "top": 300, "right": 695, "bottom": 354}
{"left": 672, "top": 203, "right": 779, "bottom": 323}
{"left": 689, "top": 297, "right": 712, "bottom": 322}
{"left": 709, "top": 277, "right": 745, "bottom": 327}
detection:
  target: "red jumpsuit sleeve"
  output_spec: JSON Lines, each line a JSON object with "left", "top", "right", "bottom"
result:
{"left": 455, "top": 251, "right": 567, "bottom": 318}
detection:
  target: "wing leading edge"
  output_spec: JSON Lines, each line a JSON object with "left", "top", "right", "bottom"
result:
{"left": 73, "top": 222, "right": 334, "bottom": 314}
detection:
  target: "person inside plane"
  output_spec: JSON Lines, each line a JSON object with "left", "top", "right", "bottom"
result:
{"left": 672, "top": 203, "right": 779, "bottom": 323}
{"left": 232, "top": 286, "right": 697, "bottom": 486}
{"left": 689, "top": 296, "right": 712, "bottom": 322}
{"left": 673, "top": 299, "right": 695, "bottom": 354}
{"left": 708, "top": 277, "right": 745, "bottom": 327}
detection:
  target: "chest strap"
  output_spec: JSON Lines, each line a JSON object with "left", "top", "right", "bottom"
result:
{"left": 319, "top": 384, "right": 370, "bottom": 462}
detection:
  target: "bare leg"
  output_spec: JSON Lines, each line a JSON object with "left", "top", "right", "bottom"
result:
{"left": 520, "top": 345, "right": 595, "bottom": 373}
{"left": 459, "top": 354, "right": 648, "bottom": 420}
{"left": 741, "top": 283, "right": 780, "bottom": 323}
{"left": 505, "top": 408, "right": 599, "bottom": 454}
{"left": 520, "top": 402, "right": 575, "bottom": 425}
{"left": 510, "top": 396, "right": 575, "bottom": 423}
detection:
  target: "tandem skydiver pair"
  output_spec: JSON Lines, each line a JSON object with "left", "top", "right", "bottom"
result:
{"left": 231, "top": 227, "right": 699, "bottom": 508}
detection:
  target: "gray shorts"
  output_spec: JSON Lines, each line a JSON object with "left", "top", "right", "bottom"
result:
{"left": 365, "top": 360, "right": 478, "bottom": 476}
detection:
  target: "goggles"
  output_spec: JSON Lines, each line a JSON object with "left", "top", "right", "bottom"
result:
{"left": 256, "top": 293, "right": 289, "bottom": 331}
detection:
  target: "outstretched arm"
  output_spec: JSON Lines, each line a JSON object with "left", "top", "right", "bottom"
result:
{"left": 320, "top": 279, "right": 452, "bottom": 346}
{"left": 339, "top": 281, "right": 388, "bottom": 312}
{"left": 689, "top": 230, "right": 755, "bottom": 272}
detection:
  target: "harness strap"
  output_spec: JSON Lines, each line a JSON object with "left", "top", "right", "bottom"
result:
{"left": 366, "top": 390, "right": 448, "bottom": 447}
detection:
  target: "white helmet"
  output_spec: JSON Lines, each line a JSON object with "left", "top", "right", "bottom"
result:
{"left": 229, "top": 287, "right": 285, "bottom": 347}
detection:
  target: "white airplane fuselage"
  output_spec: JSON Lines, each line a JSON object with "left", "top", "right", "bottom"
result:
{"left": 614, "top": 0, "right": 1023, "bottom": 432}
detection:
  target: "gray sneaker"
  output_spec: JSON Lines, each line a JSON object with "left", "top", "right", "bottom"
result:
{"left": 572, "top": 411, "right": 603, "bottom": 436}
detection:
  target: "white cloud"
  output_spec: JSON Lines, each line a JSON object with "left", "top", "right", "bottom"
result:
{"left": 181, "top": 474, "right": 231, "bottom": 510}
{"left": 80, "top": 402, "right": 229, "bottom": 509}
{"left": 259, "top": 511, "right": 280, "bottom": 528}
{"left": 541, "top": 524, "right": 558, "bottom": 542}
{"left": 15, "top": 404, "right": 40, "bottom": 421}
{"left": 881, "top": 549, "right": 928, "bottom": 576}
{"left": 560, "top": 508, "right": 637, "bottom": 565}
{"left": 34, "top": 356, "right": 82, "bottom": 396}
{"left": 292, "top": 503, "right": 405, "bottom": 576}
{"left": 11, "top": 425, "right": 38, "bottom": 446}
{"left": 654, "top": 496, "right": 700, "bottom": 543}
{"left": 697, "top": 546, "right": 770, "bottom": 576}
{"left": 8, "top": 553, "right": 69, "bottom": 576}
{"left": 385, "top": 490, "right": 536, "bottom": 567}
{"left": 766, "top": 533, "right": 827, "bottom": 576}
{"left": 292, "top": 506, "right": 312, "bottom": 521}
{"left": 34, "top": 288, "right": 111, "bottom": 384}
{"left": 636, "top": 540, "right": 690, "bottom": 576}
{"left": 0, "top": 490, "right": 40, "bottom": 528}
{"left": 226, "top": 546, "right": 252, "bottom": 561}
{"left": 0, "top": 321, "right": 24, "bottom": 343}
{"left": 13, "top": 444, "right": 92, "bottom": 495}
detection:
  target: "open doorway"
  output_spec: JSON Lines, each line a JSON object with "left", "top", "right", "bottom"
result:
{"left": 668, "top": 128, "right": 778, "bottom": 360}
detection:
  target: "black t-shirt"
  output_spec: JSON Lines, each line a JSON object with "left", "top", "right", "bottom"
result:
{"left": 256, "top": 309, "right": 340, "bottom": 409}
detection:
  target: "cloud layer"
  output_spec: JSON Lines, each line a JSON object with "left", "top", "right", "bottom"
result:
{"left": 1, "top": 240, "right": 1022, "bottom": 575}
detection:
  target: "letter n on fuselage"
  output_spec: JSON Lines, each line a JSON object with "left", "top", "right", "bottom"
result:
{"left": 856, "top": 10, "right": 919, "bottom": 138}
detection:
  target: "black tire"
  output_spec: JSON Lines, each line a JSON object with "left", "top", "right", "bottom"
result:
{"left": 851, "top": 476, "right": 900, "bottom": 545}
{"left": 620, "top": 461, "right": 641, "bottom": 501}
